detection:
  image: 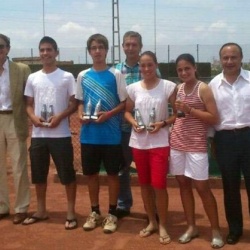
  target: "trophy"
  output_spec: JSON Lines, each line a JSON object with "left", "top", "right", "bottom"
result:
{"left": 41, "top": 104, "right": 49, "bottom": 126}
{"left": 134, "top": 108, "right": 145, "bottom": 129}
{"left": 176, "top": 93, "right": 185, "bottom": 118}
{"left": 41, "top": 104, "right": 47, "bottom": 120}
{"left": 41, "top": 104, "right": 54, "bottom": 126}
{"left": 47, "top": 105, "right": 54, "bottom": 121}
{"left": 83, "top": 98, "right": 92, "bottom": 120}
{"left": 91, "top": 99, "right": 101, "bottom": 120}
{"left": 146, "top": 107, "right": 156, "bottom": 131}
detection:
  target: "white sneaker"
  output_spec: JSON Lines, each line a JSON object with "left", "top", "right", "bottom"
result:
{"left": 83, "top": 211, "right": 101, "bottom": 231}
{"left": 102, "top": 214, "right": 118, "bottom": 233}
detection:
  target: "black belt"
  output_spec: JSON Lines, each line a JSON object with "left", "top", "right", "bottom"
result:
{"left": 220, "top": 127, "right": 250, "bottom": 134}
{"left": 0, "top": 110, "right": 13, "bottom": 114}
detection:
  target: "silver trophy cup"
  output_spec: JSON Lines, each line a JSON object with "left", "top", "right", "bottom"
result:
{"left": 83, "top": 98, "right": 92, "bottom": 120}
{"left": 41, "top": 104, "right": 49, "bottom": 126}
{"left": 135, "top": 108, "right": 145, "bottom": 129}
{"left": 47, "top": 105, "right": 54, "bottom": 121}
{"left": 41, "top": 104, "right": 54, "bottom": 126}
{"left": 91, "top": 99, "right": 101, "bottom": 120}
{"left": 176, "top": 93, "right": 185, "bottom": 118}
{"left": 146, "top": 107, "right": 156, "bottom": 131}
{"left": 41, "top": 104, "right": 47, "bottom": 121}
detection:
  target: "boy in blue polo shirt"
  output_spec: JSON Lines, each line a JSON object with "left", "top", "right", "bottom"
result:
{"left": 75, "top": 33, "right": 127, "bottom": 233}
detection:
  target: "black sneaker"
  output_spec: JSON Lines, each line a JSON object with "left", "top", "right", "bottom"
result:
{"left": 116, "top": 208, "right": 130, "bottom": 219}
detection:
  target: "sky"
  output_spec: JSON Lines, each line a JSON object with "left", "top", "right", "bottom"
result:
{"left": 1, "top": 0, "right": 250, "bottom": 63}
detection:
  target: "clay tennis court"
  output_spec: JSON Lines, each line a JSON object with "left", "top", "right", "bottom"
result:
{"left": 1, "top": 113, "right": 250, "bottom": 250}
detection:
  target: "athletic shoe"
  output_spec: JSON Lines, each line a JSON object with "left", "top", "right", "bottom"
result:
{"left": 83, "top": 211, "right": 100, "bottom": 231}
{"left": 102, "top": 214, "right": 118, "bottom": 233}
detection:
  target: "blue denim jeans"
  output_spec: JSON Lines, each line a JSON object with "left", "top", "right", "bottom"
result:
{"left": 117, "top": 132, "right": 133, "bottom": 210}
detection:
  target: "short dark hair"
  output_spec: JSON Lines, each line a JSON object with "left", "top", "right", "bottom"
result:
{"left": 39, "top": 36, "right": 58, "bottom": 51}
{"left": 87, "top": 33, "right": 109, "bottom": 51}
{"left": 219, "top": 42, "right": 243, "bottom": 58}
{"left": 140, "top": 51, "right": 158, "bottom": 64}
{"left": 0, "top": 34, "right": 10, "bottom": 47}
{"left": 122, "top": 31, "right": 142, "bottom": 47}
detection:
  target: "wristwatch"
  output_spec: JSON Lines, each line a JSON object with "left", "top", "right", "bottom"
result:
{"left": 161, "top": 120, "right": 167, "bottom": 127}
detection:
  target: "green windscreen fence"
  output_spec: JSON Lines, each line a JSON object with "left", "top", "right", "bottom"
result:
{"left": 100, "top": 143, "right": 221, "bottom": 177}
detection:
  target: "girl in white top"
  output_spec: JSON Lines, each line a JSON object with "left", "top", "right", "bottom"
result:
{"left": 125, "top": 51, "right": 176, "bottom": 245}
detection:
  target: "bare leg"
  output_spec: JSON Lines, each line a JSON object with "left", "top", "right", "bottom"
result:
{"left": 154, "top": 187, "right": 169, "bottom": 237}
{"left": 64, "top": 181, "right": 77, "bottom": 229}
{"left": 34, "top": 183, "right": 48, "bottom": 217}
{"left": 176, "top": 175, "right": 198, "bottom": 236}
{"left": 87, "top": 174, "right": 99, "bottom": 206}
{"left": 140, "top": 185, "right": 158, "bottom": 233}
{"left": 194, "top": 179, "right": 223, "bottom": 247}
{"left": 22, "top": 183, "right": 48, "bottom": 225}
{"left": 194, "top": 180, "right": 221, "bottom": 232}
{"left": 65, "top": 181, "right": 77, "bottom": 219}
{"left": 107, "top": 175, "right": 119, "bottom": 206}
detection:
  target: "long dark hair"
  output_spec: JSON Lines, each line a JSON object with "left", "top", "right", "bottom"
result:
{"left": 140, "top": 51, "right": 158, "bottom": 64}
{"left": 176, "top": 53, "right": 199, "bottom": 79}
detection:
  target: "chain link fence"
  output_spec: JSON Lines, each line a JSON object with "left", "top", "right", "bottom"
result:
{"left": 21, "top": 43, "right": 239, "bottom": 175}
{"left": 69, "top": 112, "right": 82, "bottom": 172}
{"left": 9, "top": 44, "right": 250, "bottom": 65}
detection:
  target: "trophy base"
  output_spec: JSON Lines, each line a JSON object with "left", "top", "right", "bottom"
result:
{"left": 83, "top": 115, "right": 91, "bottom": 120}
{"left": 177, "top": 112, "right": 185, "bottom": 118}
{"left": 42, "top": 122, "right": 50, "bottom": 127}
{"left": 146, "top": 126, "right": 154, "bottom": 131}
{"left": 137, "top": 125, "right": 145, "bottom": 130}
{"left": 91, "top": 115, "right": 99, "bottom": 120}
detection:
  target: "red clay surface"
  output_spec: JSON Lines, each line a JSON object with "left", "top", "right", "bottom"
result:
{"left": 2, "top": 114, "right": 249, "bottom": 249}
{"left": 1, "top": 169, "right": 250, "bottom": 250}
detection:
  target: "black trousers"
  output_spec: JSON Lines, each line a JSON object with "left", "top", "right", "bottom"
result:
{"left": 214, "top": 128, "right": 250, "bottom": 235}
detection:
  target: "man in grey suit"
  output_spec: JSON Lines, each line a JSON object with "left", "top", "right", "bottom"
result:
{"left": 0, "top": 33, "right": 30, "bottom": 224}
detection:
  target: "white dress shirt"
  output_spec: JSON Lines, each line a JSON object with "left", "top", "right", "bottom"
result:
{"left": 0, "top": 59, "right": 12, "bottom": 111}
{"left": 209, "top": 68, "right": 250, "bottom": 131}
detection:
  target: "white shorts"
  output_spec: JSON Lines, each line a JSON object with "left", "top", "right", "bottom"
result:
{"left": 169, "top": 149, "right": 209, "bottom": 180}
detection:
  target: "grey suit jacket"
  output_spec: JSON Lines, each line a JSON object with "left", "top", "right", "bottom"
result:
{"left": 9, "top": 60, "right": 31, "bottom": 141}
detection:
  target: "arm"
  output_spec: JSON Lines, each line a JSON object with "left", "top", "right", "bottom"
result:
{"left": 97, "top": 100, "right": 126, "bottom": 123}
{"left": 78, "top": 100, "right": 90, "bottom": 125}
{"left": 97, "top": 69, "right": 127, "bottom": 123}
{"left": 124, "top": 96, "right": 136, "bottom": 128}
{"left": 49, "top": 95, "right": 78, "bottom": 128}
{"left": 177, "top": 83, "right": 219, "bottom": 125}
{"left": 124, "top": 96, "right": 144, "bottom": 133}
{"left": 166, "top": 86, "right": 177, "bottom": 125}
{"left": 26, "top": 96, "right": 44, "bottom": 127}
{"left": 192, "top": 83, "right": 219, "bottom": 125}
{"left": 149, "top": 86, "right": 177, "bottom": 133}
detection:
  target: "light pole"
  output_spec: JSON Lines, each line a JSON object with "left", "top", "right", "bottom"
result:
{"left": 43, "top": 0, "right": 45, "bottom": 36}
{"left": 154, "top": 0, "right": 156, "bottom": 55}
